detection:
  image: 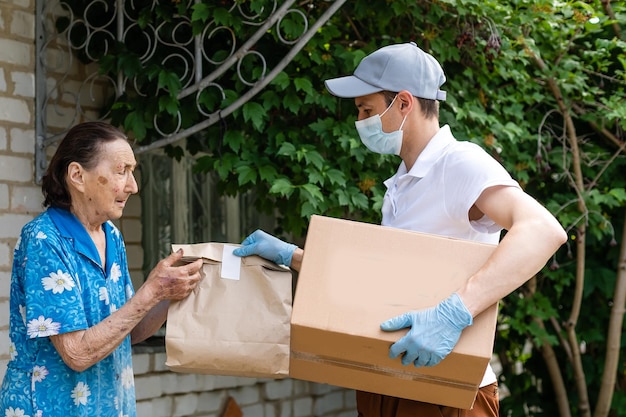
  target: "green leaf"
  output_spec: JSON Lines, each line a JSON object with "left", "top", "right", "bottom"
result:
{"left": 235, "top": 164, "right": 257, "bottom": 186}
{"left": 269, "top": 178, "right": 294, "bottom": 197}
{"left": 242, "top": 102, "right": 266, "bottom": 131}
{"left": 294, "top": 77, "right": 314, "bottom": 94}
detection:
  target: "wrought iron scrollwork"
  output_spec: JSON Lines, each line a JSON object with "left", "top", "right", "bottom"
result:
{"left": 35, "top": 0, "right": 347, "bottom": 182}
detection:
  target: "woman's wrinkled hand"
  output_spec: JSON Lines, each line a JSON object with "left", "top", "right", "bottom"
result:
{"left": 144, "top": 249, "right": 203, "bottom": 301}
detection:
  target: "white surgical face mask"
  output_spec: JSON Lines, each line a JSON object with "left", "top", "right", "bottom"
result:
{"left": 355, "top": 95, "right": 407, "bottom": 155}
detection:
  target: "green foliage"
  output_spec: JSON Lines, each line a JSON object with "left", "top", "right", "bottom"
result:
{"left": 60, "top": 0, "right": 625, "bottom": 415}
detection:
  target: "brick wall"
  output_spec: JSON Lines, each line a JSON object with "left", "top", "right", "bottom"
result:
{"left": 0, "top": 2, "right": 357, "bottom": 416}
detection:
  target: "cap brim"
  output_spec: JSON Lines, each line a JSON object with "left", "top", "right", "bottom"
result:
{"left": 324, "top": 75, "right": 383, "bottom": 98}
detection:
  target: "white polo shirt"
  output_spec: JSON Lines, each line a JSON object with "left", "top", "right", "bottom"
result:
{"left": 381, "top": 125, "right": 520, "bottom": 386}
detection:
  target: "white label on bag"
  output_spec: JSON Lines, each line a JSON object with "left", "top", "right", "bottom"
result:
{"left": 221, "top": 245, "right": 241, "bottom": 280}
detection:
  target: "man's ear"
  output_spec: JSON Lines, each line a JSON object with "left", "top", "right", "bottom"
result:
{"left": 67, "top": 162, "right": 85, "bottom": 193}
{"left": 397, "top": 90, "right": 414, "bottom": 113}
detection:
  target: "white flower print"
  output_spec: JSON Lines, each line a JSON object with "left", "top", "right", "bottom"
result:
{"left": 31, "top": 365, "right": 48, "bottom": 392}
{"left": 4, "top": 407, "right": 29, "bottom": 417}
{"left": 9, "top": 342, "right": 17, "bottom": 361}
{"left": 71, "top": 381, "right": 91, "bottom": 406}
{"left": 19, "top": 305, "right": 26, "bottom": 325}
{"left": 26, "top": 316, "right": 61, "bottom": 338}
{"left": 110, "top": 263, "right": 122, "bottom": 283}
{"left": 41, "top": 270, "right": 75, "bottom": 294}
{"left": 125, "top": 284, "right": 133, "bottom": 299}
{"left": 36, "top": 231, "right": 47, "bottom": 239}
{"left": 99, "top": 287, "right": 110, "bottom": 305}
{"left": 32, "top": 366, "right": 48, "bottom": 383}
{"left": 121, "top": 366, "right": 134, "bottom": 389}
{"left": 35, "top": 412, "right": 42, "bottom": 417}
{"left": 110, "top": 304, "right": 118, "bottom": 313}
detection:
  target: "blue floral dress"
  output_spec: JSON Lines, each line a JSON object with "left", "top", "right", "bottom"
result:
{"left": 0, "top": 207, "right": 137, "bottom": 417}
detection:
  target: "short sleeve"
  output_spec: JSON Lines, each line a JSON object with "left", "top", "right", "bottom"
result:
{"left": 22, "top": 226, "right": 89, "bottom": 338}
{"left": 443, "top": 142, "right": 520, "bottom": 228}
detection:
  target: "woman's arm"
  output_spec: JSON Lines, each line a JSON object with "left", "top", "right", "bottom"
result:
{"left": 50, "top": 250, "right": 202, "bottom": 372}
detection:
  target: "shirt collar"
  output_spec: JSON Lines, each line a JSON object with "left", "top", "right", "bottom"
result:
{"left": 48, "top": 207, "right": 114, "bottom": 271}
{"left": 403, "top": 124, "right": 454, "bottom": 178}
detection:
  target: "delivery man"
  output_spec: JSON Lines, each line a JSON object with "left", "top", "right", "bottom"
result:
{"left": 234, "top": 42, "right": 567, "bottom": 417}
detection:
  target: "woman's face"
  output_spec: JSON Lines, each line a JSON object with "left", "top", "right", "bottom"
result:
{"left": 79, "top": 138, "right": 138, "bottom": 223}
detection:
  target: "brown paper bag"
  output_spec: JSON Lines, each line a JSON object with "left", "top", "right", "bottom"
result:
{"left": 165, "top": 242, "right": 292, "bottom": 378}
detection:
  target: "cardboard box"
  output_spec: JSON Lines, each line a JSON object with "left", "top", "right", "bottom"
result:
{"left": 290, "top": 215, "right": 499, "bottom": 409}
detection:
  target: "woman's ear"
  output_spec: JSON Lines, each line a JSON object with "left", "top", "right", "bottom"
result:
{"left": 67, "top": 162, "right": 85, "bottom": 192}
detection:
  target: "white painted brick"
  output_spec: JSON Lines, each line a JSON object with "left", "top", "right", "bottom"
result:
{"left": 132, "top": 352, "right": 151, "bottom": 375}
{"left": 0, "top": 272, "right": 11, "bottom": 299}
{"left": 277, "top": 400, "right": 291, "bottom": 417}
{"left": 0, "top": 329, "right": 10, "bottom": 358}
{"left": 265, "top": 379, "right": 294, "bottom": 400}
{"left": 152, "top": 351, "right": 168, "bottom": 372}
{"left": 10, "top": 186, "right": 43, "bottom": 213}
{"left": 0, "top": 97, "right": 31, "bottom": 124}
{"left": 0, "top": 301, "right": 9, "bottom": 327}
{"left": 311, "top": 383, "right": 334, "bottom": 396}
{"left": 292, "top": 379, "right": 312, "bottom": 396}
{"left": 45, "top": 103, "right": 77, "bottom": 131}
{"left": 196, "top": 374, "right": 217, "bottom": 391}
{"left": 264, "top": 403, "right": 278, "bottom": 417}
{"left": 240, "top": 403, "right": 264, "bottom": 417}
{"left": 149, "top": 397, "right": 174, "bottom": 417}
{"left": 172, "top": 393, "right": 199, "bottom": 417}
{"left": 0, "top": 155, "right": 32, "bottom": 182}
{"left": 314, "top": 391, "right": 344, "bottom": 416}
{"left": 0, "top": 241, "right": 10, "bottom": 266}
{"left": 0, "top": 184, "right": 9, "bottom": 209}
{"left": 0, "top": 359, "right": 7, "bottom": 382}
{"left": 293, "top": 397, "right": 313, "bottom": 417}
{"left": 344, "top": 389, "right": 356, "bottom": 409}
{"left": 213, "top": 375, "right": 243, "bottom": 390}
{"left": 134, "top": 375, "right": 163, "bottom": 400}
{"left": 0, "top": 68, "right": 6, "bottom": 92}
{"left": 236, "top": 377, "right": 260, "bottom": 387}
{"left": 9, "top": 127, "right": 34, "bottom": 154}
{"left": 230, "top": 384, "right": 261, "bottom": 405}
{"left": 150, "top": 395, "right": 174, "bottom": 417}
{"left": 10, "top": 10, "right": 34, "bottom": 39}
{"left": 196, "top": 391, "right": 226, "bottom": 414}
{"left": 135, "top": 399, "right": 153, "bottom": 417}
{"left": 161, "top": 372, "right": 198, "bottom": 395}
{"left": 0, "top": 39, "right": 32, "bottom": 66}
{"left": 0, "top": 213, "right": 33, "bottom": 239}
{"left": 11, "top": 72, "right": 35, "bottom": 98}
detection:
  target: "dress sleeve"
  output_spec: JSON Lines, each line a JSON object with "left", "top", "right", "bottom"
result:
{"left": 22, "top": 225, "right": 89, "bottom": 338}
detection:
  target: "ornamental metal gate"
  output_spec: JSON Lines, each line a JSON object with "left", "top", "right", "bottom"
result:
{"left": 35, "top": 0, "right": 347, "bottom": 183}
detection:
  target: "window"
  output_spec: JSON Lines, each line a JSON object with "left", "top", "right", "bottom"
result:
{"left": 140, "top": 152, "right": 275, "bottom": 272}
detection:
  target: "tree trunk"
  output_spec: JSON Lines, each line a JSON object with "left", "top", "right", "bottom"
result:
{"left": 594, "top": 210, "right": 626, "bottom": 417}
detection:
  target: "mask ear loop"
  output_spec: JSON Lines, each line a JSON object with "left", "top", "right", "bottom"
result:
{"left": 380, "top": 94, "right": 398, "bottom": 118}
{"left": 380, "top": 94, "right": 407, "bottom": 131}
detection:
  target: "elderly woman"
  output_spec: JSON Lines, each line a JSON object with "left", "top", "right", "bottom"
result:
{"left": 0, "top": 122, "right": 203, "bottom": 417}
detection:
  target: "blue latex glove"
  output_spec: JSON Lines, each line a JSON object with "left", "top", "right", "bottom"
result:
{"left": 380, "top": 292, "right": 473, "bottom": 367}
{"left": 232, "top": 229, "right": 297, "bottom": 267}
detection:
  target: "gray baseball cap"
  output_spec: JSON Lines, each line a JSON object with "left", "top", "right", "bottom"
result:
{"left": 324, "top": 42, "right": 447, "bottom": 101}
